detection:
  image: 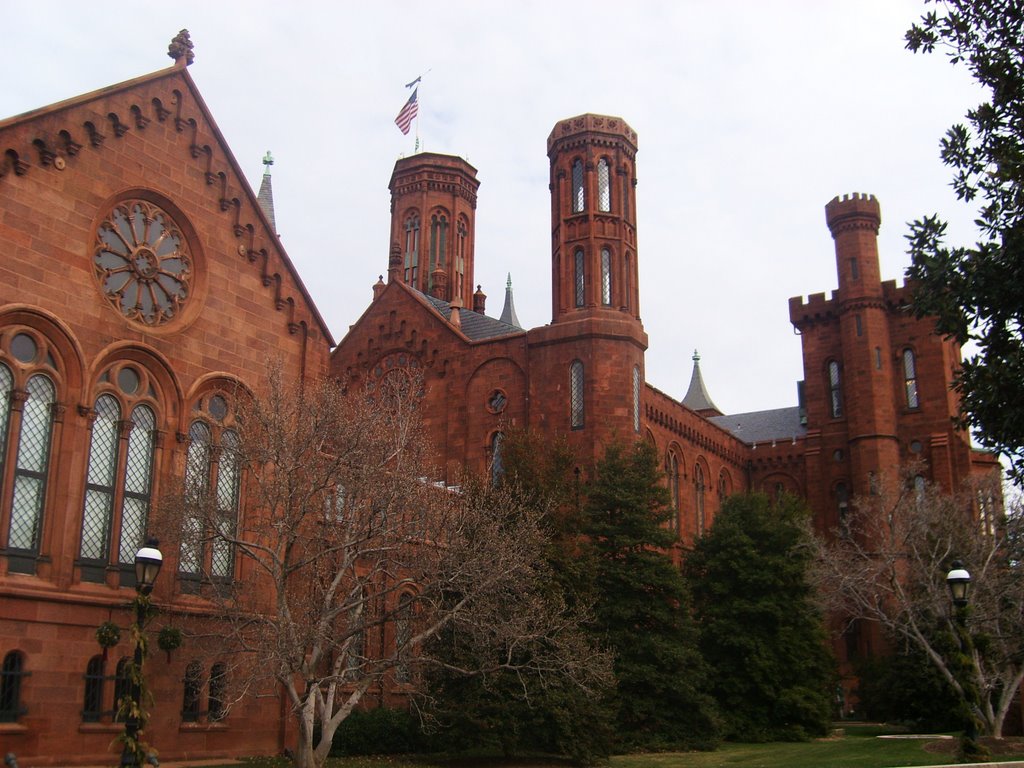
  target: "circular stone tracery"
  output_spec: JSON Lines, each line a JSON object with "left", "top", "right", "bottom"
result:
{"left": 94, "top": 199, "right": 193, "bottom": 326}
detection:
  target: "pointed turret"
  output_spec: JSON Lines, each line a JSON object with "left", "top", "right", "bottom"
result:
{"left": 682, "top": 350, "right": 721, "bottom": 416}
{"left": 499, "top": 273, "right": 522, "bottom": 328}
{"left": 257, "top": 151, "right": 277, "bottom": 234}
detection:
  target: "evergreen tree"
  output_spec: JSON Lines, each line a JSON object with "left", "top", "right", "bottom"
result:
{"left": 585, "top": 440, "right": 720, "bottom": 750}
{"left": 423, "top": 431, "right": 614, "bottom": 765}
{"left": 685, "top": 493, "right": 834, "bottom": 741}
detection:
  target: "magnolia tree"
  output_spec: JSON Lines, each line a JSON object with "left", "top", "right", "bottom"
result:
{"left": 158, "top": 367, "right": 607, "bottom": 768}
{"left": 813, "top": 471, "right": 1024, "bottom": 737}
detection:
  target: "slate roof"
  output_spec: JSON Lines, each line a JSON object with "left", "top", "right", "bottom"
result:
{"left": 499, "top": 274, "right": 522, "bottom": 329}
{"left": 709, "top": 406, "right": 807, "bottom": 444}
{"left": 681, "top": 351, "right": 720, "bottom": 413}
{"left": 422, "top": 293, "right": 525, "bottom": 341}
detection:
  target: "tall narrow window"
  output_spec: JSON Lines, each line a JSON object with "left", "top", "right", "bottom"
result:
{"left": 828, "top": 361, "right": 843, "bottom": 418}
{"left": 574, "top": 249, "right": 585, "bottom": 307}
{"left": 694, "top": 464, "right": 706, "bottom": 533}
{"left": 903, "top": 349, "right": 919, "bottom": 409}
{"left": 403, "top": 214, "right": 420, "bottom": 283}
{"left": 570, "top": 361, "right": 585, "bottom": 429}
{"left": 182, "top": 661, "right": 202, "bottom": 723}
{"left": 0, "top": 364, "right": 12, "bottom": 475}
{"left": 601, "top": 248, "right": 612, "bottom": 306}
{"left": 667, "top": 452, "right": 680, "bottom": 525}
{"left": 490, "top": 431, "right": 504, "bottom": 486}
{"left": 80, "top": 395, "right": 121, "bottom": 568}
{"left": 179, "top": 421, "right": 211, "bottom": 576}
{"left": 456, "top": 218, "right": 468, "bottom": 299}
{"left": 212, "top": 429, "right": 240, "bottom": 579}
{"left": 8, "top": 374, "right": 56, "bottom": 562}
{"left": 836, "top": 482, "right": 849, "bottom": 537}
{"left": 113, "top": 656, "right": 131, "bottom": 722}
{"left": 82, "top": 655, "right": 105, "bottom": 723}
{"left": 622, "top": 173, "right": 630, "bottom": 222}
{"left": 632, "top": 366, "right": 641, "bottom": 433}
{"left": 849, "top": 258, "right": 859, "bottom": 280}
{"left": 624, "top": 253, "right": 632, "bottom": 313}
{"left": 572, "top": 159, "right": 585, "bottom": 213}
{"left": 209, "top": 662, "right": 227, "bottom": 721}
{"left": 597, "top": 158, "right": 610, "bottom": 212}
{"left": 118, "top": 405, "right": 155, "bottom": 567}
{"left": 0, "top": 651, "right": 25, "bottom": 723}
{"left": 395, "top": 593, "right": 414, "bottom": 684}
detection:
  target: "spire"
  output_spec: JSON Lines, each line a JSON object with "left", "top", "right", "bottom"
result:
{"left": 257, "top": 151, "right": 277, "bottom": 234}
{"left": 682, "top": 350, "right": 721, "bottom": 416}
{"left": 499, "top": 273, "right": 522, "bottom": 328}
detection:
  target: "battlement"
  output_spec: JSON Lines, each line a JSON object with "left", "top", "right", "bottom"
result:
{"left": 825, "top": 192, "right": 881, "bottom": 235}
{"left": 547, "top": 113, "right": 638, "bottom": 156}
{"left": 789, "top": 291, "right": 838, "bottom": 325}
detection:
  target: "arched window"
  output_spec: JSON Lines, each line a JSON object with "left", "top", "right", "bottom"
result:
{"left": 208, "top": 662, "right": 227, "bottom": 721}
{"left": 718, "top": 470, "right": 731, "bottom": 500}
{"left": 113, "top": 656, "right": 131, "bottom": 722}
{"left": 574, "top": 249, "right": 585, "bottom": 308}
{"left": 624, "top": 252, "right": 632, "bottom": 313}
{"left": 903, "top": 349, "right": 919, "bottom": 409}
{"left": 182, "top": 660, "right": 202, "bottom": 723}
{"left": 490, "top": 431, "right": 504, "bottom": 486}
{"left": 694, "top": 464, "right": 706, "bottom": 533}
{"left": 571, "top": 159, "right": 585, "bottom": 213}
{"left": 79, "top": 367, "right": 157, "bottom": 583}
{"left": 7, "top": 372, "right": 57, "bottom": 570}
{"left": 828, "top": 360, "right": 843, "bottom": 418}
{"left": 836, "top": 482, "right": 850, "bottom": 537}
{"left": 394, "top": 593, "right": 415, "bottom": 684}
{"left": 597, "top": 158, "right": 611, "bottom": 212}
{"left": 0, "top": 651, "right": 26, "bottom": 722}
{"left": 403, "top": 213, "right": 420, "bottom": 284}
{"left": 179, "top": 394, "right": 242, "bottom": 583}
{"left": 601, "top": 247, "right": 612, "bottom": 306}
{"left": 570, "top": 361, "right": 585, "bottom": 430}
{"left": 632, "top": 365, "right": 641, "bottom": 433}
{"left": 666, "top": 452, "right": 680, "bottom": 530}
{"left": 455, "top": 217, "right": 468, "bottom": 299}
{"left": 82, "top": 655, "right": 105, "bottom": 723}
{"left": 429, "top": 213, "right": 448, "bottom": 291}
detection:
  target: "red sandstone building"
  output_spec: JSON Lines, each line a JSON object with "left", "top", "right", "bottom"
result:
{"left": 0, "top": 34, "right": 997, "bottom": 765}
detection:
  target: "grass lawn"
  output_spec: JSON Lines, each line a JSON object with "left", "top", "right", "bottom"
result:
{"left": 229, "top": 728, "right": 1024, "bottom": 768}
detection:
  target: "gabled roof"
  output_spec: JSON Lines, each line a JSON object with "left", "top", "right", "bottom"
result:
{"left": 709, "top": 406, "right": 807, "bottom": 444}
{"left": 0, "top": 45, "right": 334, "bottom": 345}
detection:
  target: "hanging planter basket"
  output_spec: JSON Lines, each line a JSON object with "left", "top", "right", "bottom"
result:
{"left": 157, "top": 626, "right": 183, "bottom": 662}
{"left": 96, "top": 621, "right": 121, "bottom": 660}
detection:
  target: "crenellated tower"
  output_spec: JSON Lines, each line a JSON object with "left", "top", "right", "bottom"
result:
{"left": 527, "top": 114, "right": 648, "bottom": 464}
{"left": 387, "top": 153, "right": 479, "bottom": 303}
{"left": 825, "top": 193, "right": 900, "bottom": 497}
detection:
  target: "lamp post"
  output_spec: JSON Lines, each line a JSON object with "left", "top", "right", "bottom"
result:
{"left": 121, "top": 538, "right": 163, "bottom": 768}
{"left": 946, "top": 560, "right": 983, "bottom": 758}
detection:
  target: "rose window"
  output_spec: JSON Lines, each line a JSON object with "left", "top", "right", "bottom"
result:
{"left": 94, "top": 200, "right": 192, "bottom": 326}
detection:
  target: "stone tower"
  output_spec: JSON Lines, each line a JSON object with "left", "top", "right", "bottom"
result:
{"left": 527, "top": 114, "right": 648, "bottom": 463}
{"left": 388, "top": 153, "right": 479, "bottom": 303}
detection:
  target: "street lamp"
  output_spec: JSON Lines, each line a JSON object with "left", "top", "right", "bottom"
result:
{"left": 946, "top": 560, "right": 971, "bottom": 608}
{"left": 121, "top": 538, "right": 163, "bottom": 768}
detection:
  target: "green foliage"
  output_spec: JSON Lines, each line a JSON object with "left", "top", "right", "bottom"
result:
{"left": 424, "top": 431, "right": 613, "bottom": 765}
{"left": 686, "top": 494, "right": 833, "bottom": 741}
{"left": 856, "top": 646, "right": 962, "bottom": 731}
{"left": 327, "top": 707, "right": 426, "bottom": 756}
{"left": 904, "top": 1, "right": 1024, "bottom": 482}
{"left": 157, "top": 625, "right": 183, "bottom": 652}
{"left": 96, "top": 620, "right": 121, "bottom": 648}
{"left": 586, "top": 440, "right": 720, "bottom": 751}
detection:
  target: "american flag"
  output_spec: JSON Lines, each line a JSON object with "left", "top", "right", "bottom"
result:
{"left": 394, "top": 89, "right": 418, "bottom": 135}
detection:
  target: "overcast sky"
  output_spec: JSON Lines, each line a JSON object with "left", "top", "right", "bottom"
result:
{"left": 1, "top": 1, "right": 984, "bottom": 416}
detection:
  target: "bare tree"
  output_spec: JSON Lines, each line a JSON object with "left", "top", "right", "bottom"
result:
{"left": 812, "top": 469, "right": 1024, "bottom": 737}
{"left": 157, "top": 366, "right": 609, "bottom": 768}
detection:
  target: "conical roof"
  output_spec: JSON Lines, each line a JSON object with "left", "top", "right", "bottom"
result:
{"left": 498, "top": 273, "right": 522, "bottom": 329}
{"left": 257, "top": 151, "right": 277, "bottom": 234}
{"left": 681, "top": 350, "right": 721, "bottom": 415}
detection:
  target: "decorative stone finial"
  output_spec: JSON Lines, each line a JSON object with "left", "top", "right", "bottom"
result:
{"left": 262, "top": 151, "right": 274, "bottom": 174}
{"left": 168, "top": 30, "right": 195, "bottom": 67}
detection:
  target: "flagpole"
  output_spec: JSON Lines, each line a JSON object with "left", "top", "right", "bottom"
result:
{"left": 414, "top": 80, "right": 421, "bottom": 153}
